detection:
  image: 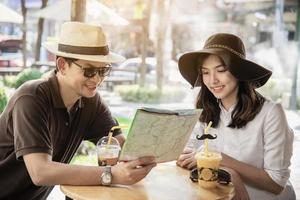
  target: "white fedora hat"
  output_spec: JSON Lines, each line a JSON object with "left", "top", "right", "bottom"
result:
{"left": 43, "top": 21, "right": 125, "bottom": 63}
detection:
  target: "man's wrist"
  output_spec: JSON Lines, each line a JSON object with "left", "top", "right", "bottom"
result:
{"left": 100, "top": 166, "right": 112, "bottom": 186}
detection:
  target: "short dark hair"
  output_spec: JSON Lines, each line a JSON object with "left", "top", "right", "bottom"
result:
{"left": 56, "top": 56, "right": 78, "bottom": 65}
{"left": 55, "top": 56, "right": 79, "bottom": 72}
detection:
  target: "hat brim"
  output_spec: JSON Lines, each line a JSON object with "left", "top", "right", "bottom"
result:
{"left": 43, "top": 41, "right": 125, "bottom": 63}
{"left": 178, "top": 48, "right": 272, "bottom": 88}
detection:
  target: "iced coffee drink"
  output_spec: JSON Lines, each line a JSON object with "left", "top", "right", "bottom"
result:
{"left": 195, "top": 151, "right": 222, "bottom": 189}
{"left": 97, "top": 136, "right": 120, "bottom": 166}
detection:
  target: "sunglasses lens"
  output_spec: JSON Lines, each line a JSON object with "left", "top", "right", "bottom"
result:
{"left": 83, "top": 67, "right": 111, "bottom": 78}
{"left": 98, "top": 67, "right": 111, "bottom": 76}
{"left": 84, "top": 68, "right": 98, "bottom": 78}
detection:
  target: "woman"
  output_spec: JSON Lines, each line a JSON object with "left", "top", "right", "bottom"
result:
{"left": 177, "top": 33, "right": 295, "bottom": 200}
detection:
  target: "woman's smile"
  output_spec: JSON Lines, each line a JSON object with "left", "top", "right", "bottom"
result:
{"left": 210, "top": 85, "right": 225, "bottom": 93}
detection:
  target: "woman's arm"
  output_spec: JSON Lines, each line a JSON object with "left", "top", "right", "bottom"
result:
{"left": 176, "top": 148, "right": 282, "bottom": 194}
{"left": 221, "top": 153, "right": 283, "bottom": 194}
{"left": 221, "top": 167, "right": 250, "bottom": 200}
{"left": 222, "top": 103, "right": 293, "bottom": 195}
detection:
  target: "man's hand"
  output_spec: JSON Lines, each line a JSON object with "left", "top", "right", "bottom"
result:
{"left": 176, "top": 148, "right": 196, "bottom": 169}
{"left": 111, "top": 156, "right": 156, "bottom": 185}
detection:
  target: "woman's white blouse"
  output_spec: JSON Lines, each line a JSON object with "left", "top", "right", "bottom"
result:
{"left": 189, "top": 100, "right": 295, "bottom": 200}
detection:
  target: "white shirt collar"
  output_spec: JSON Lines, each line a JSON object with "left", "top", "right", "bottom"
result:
{"left": 219, "top": 101, "right": 237, "bottom": 114}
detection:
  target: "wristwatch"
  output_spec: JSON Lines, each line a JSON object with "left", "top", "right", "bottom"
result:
{"left": 100, "top": 166, "right": 112, "bottom": 186}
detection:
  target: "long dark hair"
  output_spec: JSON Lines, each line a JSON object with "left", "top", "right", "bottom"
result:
{"left": 195, "top": 56, "right": 265, "bottom": 129}
{"left": 196, "top": 81, "right": 265, "bottom": 128}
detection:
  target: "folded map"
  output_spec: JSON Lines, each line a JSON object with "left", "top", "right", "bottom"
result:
{"left": 119, "top": 107, "right": 201, "bottom": 163}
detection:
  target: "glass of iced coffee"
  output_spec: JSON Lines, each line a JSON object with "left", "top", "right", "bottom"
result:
{"left": 96, "top": 136, "right": 121, "bottom": 166}
{"left": 195, "top": 151, "right": 222, "bottom": 189}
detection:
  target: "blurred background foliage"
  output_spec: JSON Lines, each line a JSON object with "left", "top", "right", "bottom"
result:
{"left": 0, "top": 87, "right": 7, "bottom": 113}
{"left": 115, "top": 84, "right": 186, "bottom": 103}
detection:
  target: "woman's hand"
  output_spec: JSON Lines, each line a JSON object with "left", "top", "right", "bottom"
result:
{"left": 176, "top": 148, "right": 197, "bottom": 169}
{"left": 221, "top": 167, "right": 250, "bottom": 200}
{"left": 112, "top": 156, "right": 156, "bottom": 185}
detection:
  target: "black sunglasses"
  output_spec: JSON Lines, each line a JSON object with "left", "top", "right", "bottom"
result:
{"left": 72, "top": 62, "right": 112, "bottom": 78}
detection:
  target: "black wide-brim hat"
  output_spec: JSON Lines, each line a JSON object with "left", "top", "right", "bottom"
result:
{"left": 178, "top": 33, "right": 272, "bottom": 88}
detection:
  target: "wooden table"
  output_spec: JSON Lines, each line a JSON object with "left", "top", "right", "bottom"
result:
{"left": 61, "top": 162, "right": 234, "bottom": 200}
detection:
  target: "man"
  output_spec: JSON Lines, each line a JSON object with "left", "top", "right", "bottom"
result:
{"left": 0, "top": 22, "right": 156, "bottom": 199}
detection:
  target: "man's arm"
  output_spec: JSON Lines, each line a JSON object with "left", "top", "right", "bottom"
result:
{"left": 24, "top": 153, "right": 103, "bottom": 186}
{"left": 23, "top": 153, "right": 156, "bottom": 186}
{"left": 115, "top": 134, "right": 125, "bottom": 147}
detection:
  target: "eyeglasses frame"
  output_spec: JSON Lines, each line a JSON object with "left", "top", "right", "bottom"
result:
{"left": 72, "top": 61, "right": 112, "bottom": 78}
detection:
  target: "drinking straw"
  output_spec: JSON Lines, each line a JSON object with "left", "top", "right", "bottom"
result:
{"left": 204, "top": 121, "right": 212, "bottom": 156}
{"left": 107, "top": 125, "right": 128, "bottom": 145}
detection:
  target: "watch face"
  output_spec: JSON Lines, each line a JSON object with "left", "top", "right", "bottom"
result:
{"left": 102, "top": 172, "right": 112, "bottom": 184}
{"left": 101, "top": 166, "right": 112, "bottom": 185}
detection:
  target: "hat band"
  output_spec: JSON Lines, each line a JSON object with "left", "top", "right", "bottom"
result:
{"left": 204, "top": 44, "right": 245, "bottom": 58}
{"left": 58, "top": 44, "right": 109, "bottom": 55}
